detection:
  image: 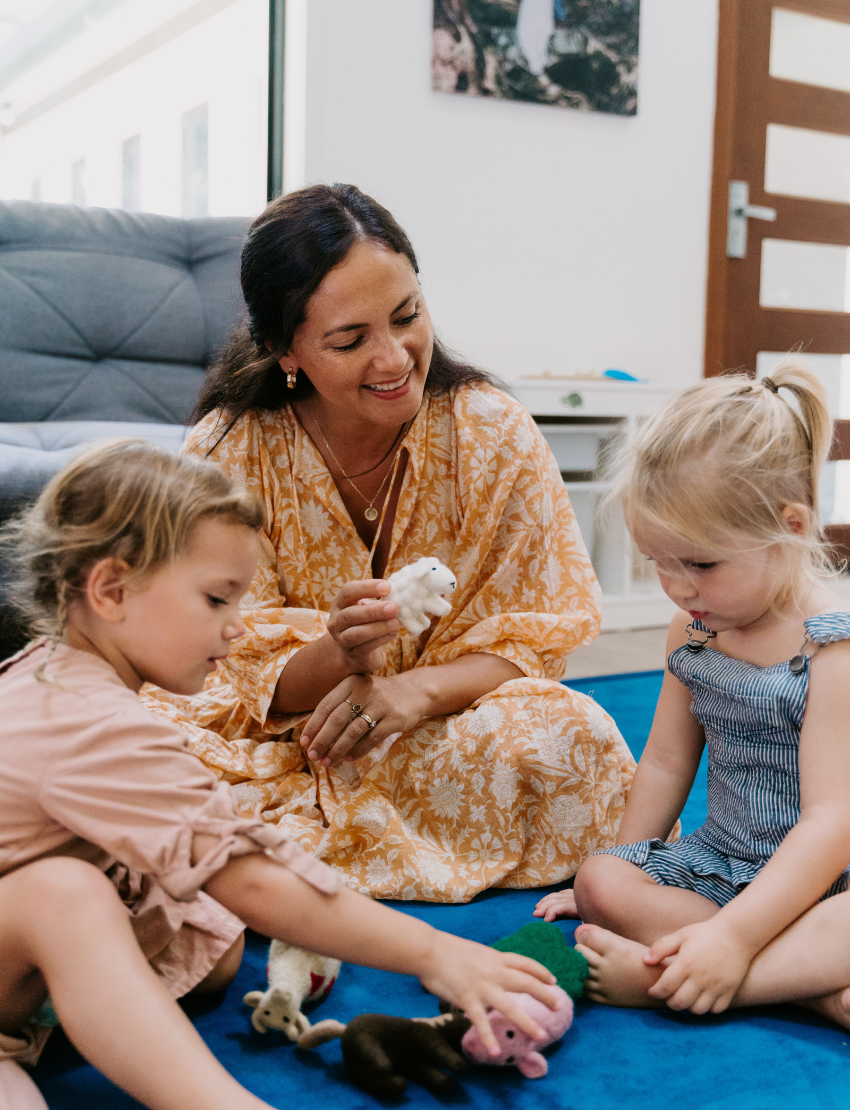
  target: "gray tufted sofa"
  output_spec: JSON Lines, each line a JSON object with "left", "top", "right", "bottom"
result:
{"left": 0, "top": 199, "right": 249, "bottom": 657}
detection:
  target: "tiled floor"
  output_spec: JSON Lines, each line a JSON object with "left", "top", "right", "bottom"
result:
{"left": 565, "top": 625, "right": 668, "bottom": 678}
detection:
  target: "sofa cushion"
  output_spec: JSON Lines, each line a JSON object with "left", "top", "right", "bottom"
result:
{"left": 0, "top": 201, "right": 248, "bottom": 424}
{"left": 0, "top": 421, "right": 189, "bottom": 512}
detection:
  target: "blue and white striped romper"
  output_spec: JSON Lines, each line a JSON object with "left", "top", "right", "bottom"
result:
{"left": 601, "top": 612, "right": 850, "bottom": 907}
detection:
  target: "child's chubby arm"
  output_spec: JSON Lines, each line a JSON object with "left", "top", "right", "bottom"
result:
{"left": 616, "top": 611, "right": 706, "bottom": 845}
{"left": 199, "top": 842, "right": 558, "bottom": 1054}
{"left": 645, "top": 638, "right": 850, "bottom": 1015}
{"left": 535, "top": 613, "right": 704, "bottom": 924}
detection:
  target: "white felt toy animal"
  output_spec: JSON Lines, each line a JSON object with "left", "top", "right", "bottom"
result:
{"left": 386, "top": 558, "right": 457, "bottom": 636}
{"left": 243, "top": 940, "right": 340, "bottom": 1040}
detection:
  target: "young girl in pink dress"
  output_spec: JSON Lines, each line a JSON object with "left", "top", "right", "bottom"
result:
{"left": 0, "top": 439, "right": 557, "bottom": 1110}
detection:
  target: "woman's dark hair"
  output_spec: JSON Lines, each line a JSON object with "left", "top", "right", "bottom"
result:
{"left": 194, "top": 183, "right": 500, "bottom": 423}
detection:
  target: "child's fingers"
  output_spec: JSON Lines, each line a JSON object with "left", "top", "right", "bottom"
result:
{"left": 463, "top": 1000, "right": 498, "bottom": 1056}
{"left": 502, "top": 952, "right": 557, "bottom": 988}
{"left": 646, "top": 960, "right": 688, "bottom": 1000}
{"left": 710, "top": 991, "right": 734, "bottom": 1015}
{"left": 484, "top": 989, "right": 545, "bottom": 1043}
{"left": 644, "top": 931, "right": 684, "bottom": 966}
{"left": 688, "top": 989, "right": 717, "bottom": 1016}
{"left": 663, "top": 977, "right": 702, "bottom": 1012}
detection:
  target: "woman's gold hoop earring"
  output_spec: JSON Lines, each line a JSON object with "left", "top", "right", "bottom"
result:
{"left": 286, "top": 368, "right": 297, "bottom": 390}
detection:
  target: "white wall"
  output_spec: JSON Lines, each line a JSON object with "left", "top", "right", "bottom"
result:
{"left": 300, "top": 0, "right": 719, "bottom": 387}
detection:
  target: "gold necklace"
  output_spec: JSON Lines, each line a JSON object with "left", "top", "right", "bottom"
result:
{"left": 311, "top": 402, "right": 407, "bottom": 522}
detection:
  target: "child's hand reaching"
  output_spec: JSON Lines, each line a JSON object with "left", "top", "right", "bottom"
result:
{"left": 416, "top": 932, "right": 559, "bottom": 1055}
{"left": 644, "top": 918, "right": 755, "bottom": 1014}
{"left": 533, "top": 888, "right": 579, "bottom": 921}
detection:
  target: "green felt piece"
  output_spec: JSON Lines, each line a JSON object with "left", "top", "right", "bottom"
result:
{"left": 492, "top": 921, "right": 588, "bottom": 1000}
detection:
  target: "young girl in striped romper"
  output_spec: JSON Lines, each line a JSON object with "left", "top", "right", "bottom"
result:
{"left": 536, "top": 362, "right": 850, "bottom": 1029}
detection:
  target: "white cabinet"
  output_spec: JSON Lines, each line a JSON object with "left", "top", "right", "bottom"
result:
{"left": 512, "top": 379, "right": 679, "bottom": 632}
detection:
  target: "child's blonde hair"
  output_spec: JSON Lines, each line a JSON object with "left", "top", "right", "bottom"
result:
{"left": 0, "top": 438, "right": 262, "bottom": 639}
{"left": 611, "top": 361, "right": 835, "bottom": 601}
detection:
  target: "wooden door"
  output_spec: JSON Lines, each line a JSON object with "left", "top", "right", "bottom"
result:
{"left": 705, "top": 0, "right": 850, "bottom": 550}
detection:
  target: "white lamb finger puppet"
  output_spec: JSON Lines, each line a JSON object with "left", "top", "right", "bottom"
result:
{"left": 242, "top": 940, "right": 340, "bottom": 1040}
{"left": 386, "top": 558, "right": 457, "bottom": 636}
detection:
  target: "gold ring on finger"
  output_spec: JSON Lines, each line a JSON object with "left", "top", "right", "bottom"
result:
{"left": 345, "top": 700, "right": 363, "bottom": 722}
{"left": 357, "top": 711, "right": 378, "bottom": 731}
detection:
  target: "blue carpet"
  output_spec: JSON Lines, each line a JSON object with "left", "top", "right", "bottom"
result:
{"left": 32, "top": 671, "right": 850, "bottom": 1109}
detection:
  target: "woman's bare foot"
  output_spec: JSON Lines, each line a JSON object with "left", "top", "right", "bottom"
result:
{"left": 575, "top": 923, "right": 664, "bottom": 1008}
{"left": 798, "top": 987, "right": 850, "bottom": 1031}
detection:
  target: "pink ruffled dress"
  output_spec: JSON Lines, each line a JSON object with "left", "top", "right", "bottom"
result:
{"left": 0, "top": 639, "right": 342, "bottom": 1104}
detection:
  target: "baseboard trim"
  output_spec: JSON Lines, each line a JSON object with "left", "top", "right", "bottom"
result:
{"left": 600, "top": 593, "right": 677, "bottom": 632}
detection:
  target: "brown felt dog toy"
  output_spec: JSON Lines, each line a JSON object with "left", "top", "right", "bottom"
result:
{"left": 297, "top": 1011, "right": 471, "bottom": 1097}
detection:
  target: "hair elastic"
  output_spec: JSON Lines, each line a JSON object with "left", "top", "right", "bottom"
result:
{"left": 760, "top": 375, "right": 809, "bottom": 442}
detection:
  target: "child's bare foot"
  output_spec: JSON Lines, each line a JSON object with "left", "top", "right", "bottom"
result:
{"left": 799, "top": 987, "right": 850, "bottom": 1032}
{"left": 575, "top": 923, "right": 664, "bottom": 1008}
{"left": 533, "top": 888, "right": 579, "bottom": 921}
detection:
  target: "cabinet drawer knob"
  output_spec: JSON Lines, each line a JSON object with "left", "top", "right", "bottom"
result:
{"left": 560, "top": 392, "right": 584, "bottom": 409}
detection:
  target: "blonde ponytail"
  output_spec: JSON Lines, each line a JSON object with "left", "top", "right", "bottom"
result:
{"left": 764, "top": 360, "right": 833, "bottom": 522}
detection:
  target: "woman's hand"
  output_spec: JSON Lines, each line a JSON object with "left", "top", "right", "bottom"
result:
{"left": 644, "top": 918, "right": 756, "bottom": 1014}
{"left": 300, "top": 673, "right": 429, "bottom": 767}
{"left": 327, "top": 580, "right": 400, "bottom": 676}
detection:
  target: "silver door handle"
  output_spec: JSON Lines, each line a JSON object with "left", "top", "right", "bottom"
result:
{"left": 738, "top": 203, "right": 777, "bottom": 221}
{"left": 727, "top": 180, "right": 777, "bottom": 258}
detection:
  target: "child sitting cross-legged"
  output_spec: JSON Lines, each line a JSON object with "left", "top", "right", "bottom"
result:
{"left": 0, "top": 440, "right": 558, "bottom": 1110}
{"left": 535, "top": 363, "right": 850, "bottom": 1029}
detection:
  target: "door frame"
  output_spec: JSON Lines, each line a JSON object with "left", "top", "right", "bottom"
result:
{"left": 704, "top": 0, "right": 850, "bottom": 379}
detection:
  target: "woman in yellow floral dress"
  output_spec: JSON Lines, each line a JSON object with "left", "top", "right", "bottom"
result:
{"left": 144, "top": 184, "right": 635, "bottom": 902}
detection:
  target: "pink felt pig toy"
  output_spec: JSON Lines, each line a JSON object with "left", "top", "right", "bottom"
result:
{"left": 460, "top": 985, "right": 573, "bottom": 1078}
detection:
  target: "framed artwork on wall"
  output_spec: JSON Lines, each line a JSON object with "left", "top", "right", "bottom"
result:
{"left": 433, "top": 0, "right": 640, "bottom": 116}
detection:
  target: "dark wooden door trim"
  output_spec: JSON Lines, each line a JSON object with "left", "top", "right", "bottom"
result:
{"left": 772, "top": 0, "right": 850, "bottom": 24}
{"left": 769, "top": 81, "right": 850, "bottom": 137}
{"left": 704, "top": 0, "right": 739, "bottom": 378}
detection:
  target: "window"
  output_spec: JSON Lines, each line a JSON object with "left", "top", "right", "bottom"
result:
{"left": 182, "top": 105, "right": 208, "bottom": 219}
{"left": 0, "top": 0, "right": 270, "bottom": 217}
{"left": 71, "top": 158, "right": 85, "bottom": 206}
{"left": 122, "top": 133, "right": 140, "bottom": 212}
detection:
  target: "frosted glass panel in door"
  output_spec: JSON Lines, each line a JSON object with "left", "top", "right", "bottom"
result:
{"left": 760, "top": 239, "right": 850, "bottom": 311}
{"left": 770, "top": 9, "right": 850, "bottom": 93}
{"left": 756, "top": 351, "right": 850, "bottom": 415}
{"left": 765, "top": 125, "right": 850, "bottom": 204}
{"left": 831, "top": 463, "right": 850, "bottom": 523}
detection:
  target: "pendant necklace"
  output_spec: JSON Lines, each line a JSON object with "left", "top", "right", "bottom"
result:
{"left": 310, "top": 402, "right": 408, "bottom": 522}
